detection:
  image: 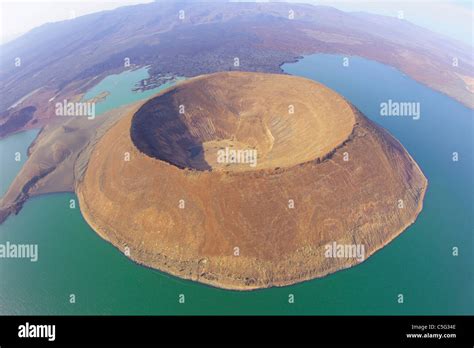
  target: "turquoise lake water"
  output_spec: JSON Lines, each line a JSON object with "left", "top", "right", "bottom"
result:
{"left": 0, "top": 56, "right": 472, "bottom": 315}
{"left": 82, "top": 67, "right": 182, "bottom": 116}
{"left": 0, "top": 129, "right": 39, "bottom": 198}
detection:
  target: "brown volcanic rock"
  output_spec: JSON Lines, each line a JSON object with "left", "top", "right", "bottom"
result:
{"left": 76, "top": 72, "right": 427, "bottom": 290}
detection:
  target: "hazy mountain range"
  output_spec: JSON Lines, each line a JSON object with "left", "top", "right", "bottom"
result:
{"left": 0, "top": 1, "right": 472, "bottom": 138}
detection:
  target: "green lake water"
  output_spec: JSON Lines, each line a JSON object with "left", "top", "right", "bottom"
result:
{"left": 0, "top": 56, "right": 472, "bottom": 315}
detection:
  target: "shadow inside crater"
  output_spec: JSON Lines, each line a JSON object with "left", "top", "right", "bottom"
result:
{"left": 130, "top": 90, "right": 212, "bottom": 171}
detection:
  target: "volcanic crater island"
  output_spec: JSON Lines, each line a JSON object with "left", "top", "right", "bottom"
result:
{"left": 69, "top": 71, "right": 426, "bottom": 290}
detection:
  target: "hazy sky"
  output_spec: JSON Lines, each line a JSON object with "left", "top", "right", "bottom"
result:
{"left": 314, "top": 0, "right": 473, "bottom": 46}
{"left": 0, "top": 0, "right": 472, "bottom": 45}
{"left": 0, "top": 0, "right": 153, "bottom": 44}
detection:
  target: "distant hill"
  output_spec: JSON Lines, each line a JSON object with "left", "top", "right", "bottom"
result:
{"left": 0, "top": 1, "right": 472, "bottom": 136}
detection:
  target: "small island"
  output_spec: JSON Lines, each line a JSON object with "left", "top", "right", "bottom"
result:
{"left": 76, "top": 72, "right": 428, "bottom": 290}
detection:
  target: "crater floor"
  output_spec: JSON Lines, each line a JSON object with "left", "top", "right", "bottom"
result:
{"left": 130, "top": 72, "right": 355, "bottom": 171}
